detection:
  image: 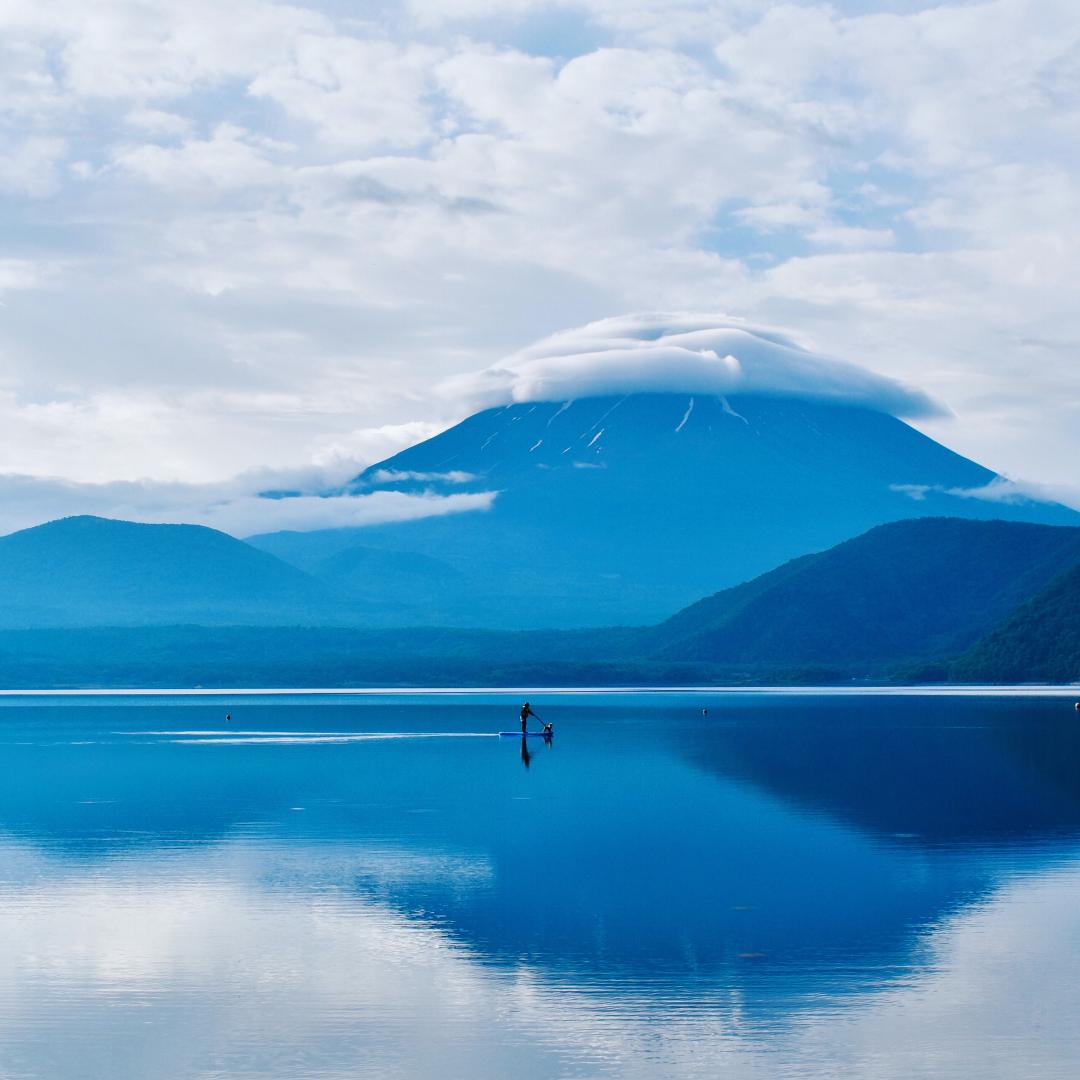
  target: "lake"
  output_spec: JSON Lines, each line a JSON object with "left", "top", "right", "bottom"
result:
{"left": 0, "top": 688, "right": 1079, "bottom": 1079}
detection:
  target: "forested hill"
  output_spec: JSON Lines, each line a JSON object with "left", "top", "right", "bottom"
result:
{"left": 952, "top": 563, "right": 1080, "bottom": 683}
{"left": 646, "top": 517, "right": 1080, "bottom": 668}
{"left": 0, "top": 516, "right": 1078, "bottom": 687}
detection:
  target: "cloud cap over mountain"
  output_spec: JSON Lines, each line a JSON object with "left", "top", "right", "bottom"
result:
{"left": 448, "top": 314, "right": 946, "bottom": 419}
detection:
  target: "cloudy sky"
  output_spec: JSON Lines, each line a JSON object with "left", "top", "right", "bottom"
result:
{"left": 1, "top": 0, "right": 1078, "bottom": 531}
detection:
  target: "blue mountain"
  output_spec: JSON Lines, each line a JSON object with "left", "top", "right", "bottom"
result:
{"left": 0, "top": 516, "right": 338, "bottom": 627}
{"left": 250, "top": 393, "right": 1079, "bottom": 628}
{"left": 647, "top": 517, "right": 1080, "bottom": 669}
{"left": 953, "top": 560, "right": 1080, "bottom": 682}
{"left": 0, "top": 515, "right": 1076, "bottom": 684}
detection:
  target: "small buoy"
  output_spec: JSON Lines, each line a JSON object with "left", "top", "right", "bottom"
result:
{"left": 1075, "top": 702, "right": 1080, "bottom": 713}
{"left": 225, "top": 713, "right": 232, "bottom": 721}
{"left": 702, "top": 708, "right": 708, "bottom": 716}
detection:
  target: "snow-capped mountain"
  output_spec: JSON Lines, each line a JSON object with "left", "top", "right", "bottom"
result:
{"left": 249, "top": 392, "right": 1078, "bottom": 628}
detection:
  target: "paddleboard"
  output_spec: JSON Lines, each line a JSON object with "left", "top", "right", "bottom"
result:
{"left": 498, "top": 731, "right": 554, "bottom": 737}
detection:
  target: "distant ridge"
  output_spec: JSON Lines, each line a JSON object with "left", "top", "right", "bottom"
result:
{"left": 249, "top": 529, "right": 465, "bottom": 624}
{"left": 0, "top": 517, "right": 1078, "bottom": 686}
{"left": 0, "top": 516, "right": 337, "bottom": 627}
{"left": 645, "top": 517, "right": 1080, "bottom": 670}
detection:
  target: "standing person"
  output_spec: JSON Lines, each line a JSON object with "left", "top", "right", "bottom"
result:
{"left": 520, "top": 701, "right": 539, "bottom": 734}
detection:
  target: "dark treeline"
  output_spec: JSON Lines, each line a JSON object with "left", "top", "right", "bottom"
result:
{"left": 0, "top": 518, "right": 1078, "bottom": 687}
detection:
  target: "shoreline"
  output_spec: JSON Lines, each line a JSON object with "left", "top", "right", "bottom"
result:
{"left": 0, "top": 685, "right": 1076, "bottom": 697}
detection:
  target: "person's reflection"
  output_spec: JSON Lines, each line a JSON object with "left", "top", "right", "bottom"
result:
{"left": 520, "top": 731, "right": 555, "bottom": 769}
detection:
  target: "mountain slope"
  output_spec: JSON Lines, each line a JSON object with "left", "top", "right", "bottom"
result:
{"left": 251, "top": 393, "right": 1078, "bottom": 628}
{"left": 0, "top": 517, "right": 1077, "bottom": 684}
{"left": 246, "top": 529, "right": 468, "bottom": 625}
{"left": 0, "top": 516, "right": 339, "bottom": 627}
{"left": 951, "top": 563, "right": 1080, "bottom": 683}
{"left": 646, "top": 518, "right": 1080, "bottom": 667}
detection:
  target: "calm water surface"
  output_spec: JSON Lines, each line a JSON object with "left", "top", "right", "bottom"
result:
{"left": 1, "top": 690, "right": 1079, "bottom": 1078}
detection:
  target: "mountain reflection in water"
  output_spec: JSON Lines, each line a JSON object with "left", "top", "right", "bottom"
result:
{"left": 0, "top": 690, "right": 1078, "bottom": 1079}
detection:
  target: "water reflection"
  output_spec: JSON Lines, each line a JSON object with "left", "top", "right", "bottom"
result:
{"left": 0, "top": 692, "right": 1077, "bottom": 1078}
{"left": 673, "top": 694, "right": 1080, "bottom": 846}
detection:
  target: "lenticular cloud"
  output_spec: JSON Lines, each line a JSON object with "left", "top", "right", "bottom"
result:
{"left": 448, "top": 313, "right": 945, "bottom": 419}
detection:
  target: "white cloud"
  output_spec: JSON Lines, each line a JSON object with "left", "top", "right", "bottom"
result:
{"left": 890, "top": 482, "right": 931, "bottom": 501}
{"left": 0, "top": 380, "right": 455, "bottom": 486}
{"left": 202, "top": 489, "right": 497, "bottom": 535}
{"left": 893, "top": 476, "right": 1080, "bottom": 512}
{"left": 124, "top": 108, "right": 193, "bottom": 138}
{"left": 310, "top": 421, "right": 451, "bottom": 472}
{"left": 250, "top": 37, "right": 442, "bottom": 151}
{"left": 0, "top": 471, "right": 498, "bottom": 538}
{"left": 114, "top": 123, "right": 287, "bottom": 192}
{"left": 0, "top": 0, "right": 1078, "bottom": 499}
{"left": 33, "top": 0, "right": 326, "bottom": 101}
{"left": 0, "top": 135, "right": 66, "bottom": 196}
{"left": 806, "top": 224, "right": 896, "bottom": 251}
{"left": 0, "top": 258, "right": 53, "bottom": 292}
{"left": 447, "top": 312, "right": 945, "bottom": 418}
{"left": 2, "top": 836, "right": 1080, "bottom": 1079}
{"left": 945, "top": 477, "right": 1042, "bottom": 505}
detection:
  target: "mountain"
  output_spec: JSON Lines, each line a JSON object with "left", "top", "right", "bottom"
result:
{"left": 250, "top": 393, "right": 1079, "bottom": 628}
{"left": 0, "top": 516, "right": 340, "bottom": 627}
{"left": 952, "top": 562, "right": 1080, "bottom": 683}
{"left": 646, "top": 518, "right": 1080, "bottom": 670}
{"left": 2, "top": 516, "right": 1078, "bottom": 688}
{"left": 250, "top": 531, "right": 465, "bottom": 624}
